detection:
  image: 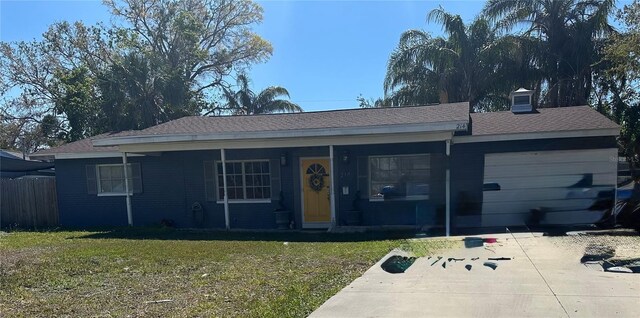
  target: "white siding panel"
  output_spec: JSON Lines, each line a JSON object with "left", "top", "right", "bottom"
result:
{"left": 481, "top": 210, "right": 605, "bottom": 227}
{"left": 482, "top": 199, "right": 596, "bottom": 214}
{"left": 483, "top": 161, "right": 615, "bottom": 179}
{"left": 485, "top": 173, "right": 616, "bottom": 190}
{"left": 481, "top": 148, "right": 617, "bottom": 227}
{"left": 482, "top": 187, "right": 606, "bottom": 203}
{"left": 484, "top": 148, "right": 616, "bottom": 166}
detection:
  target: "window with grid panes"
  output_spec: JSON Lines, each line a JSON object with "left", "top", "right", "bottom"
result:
{"left": 214, "top": 161, "right": 271, "bottom": 201}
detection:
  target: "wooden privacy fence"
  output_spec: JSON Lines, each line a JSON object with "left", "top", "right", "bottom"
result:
{"left": 0, "top": 178, "right": 59, "bottom": 229}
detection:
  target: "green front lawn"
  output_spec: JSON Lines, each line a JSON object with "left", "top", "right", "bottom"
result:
{"left": 0, "top": 228, "right": 452, "bottom": 317}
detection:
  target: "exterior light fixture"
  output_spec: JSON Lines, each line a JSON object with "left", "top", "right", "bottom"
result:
{"left": 341, "top": 151, "right": 350, "bottom": 164}
{"left": 280, "top": 152, "right": 288, "bottom": 166}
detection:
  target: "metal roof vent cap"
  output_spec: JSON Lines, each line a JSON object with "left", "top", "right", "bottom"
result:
{"left": 510, "top": 88, "right": 534, "bottom": 113}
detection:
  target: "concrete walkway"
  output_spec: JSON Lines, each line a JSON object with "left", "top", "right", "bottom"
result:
{"left": 310, "top": 233, "right": 640, "bottom": 318}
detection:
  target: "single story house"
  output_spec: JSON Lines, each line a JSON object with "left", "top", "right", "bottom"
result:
{"left": 31, "top": 90, "right": 620, "bottom": 234}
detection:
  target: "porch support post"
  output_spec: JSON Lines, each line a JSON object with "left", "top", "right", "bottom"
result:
{"left": 445, "top": 139, "right": 451, "bottom": 237}
{"left": 221, "top": 148, "right": 230, "bottom": 230}
{"left": 122, "top": 152, "right": 133, "bottom": 226}
{"left": 613, "top": 153, "right": 618, "bottom": 225}
{"left": 329, "top": 145, "right": 336, "bottom": 228}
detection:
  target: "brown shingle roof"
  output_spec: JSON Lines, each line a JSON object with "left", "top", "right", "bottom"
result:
{"left": 32, "top": 103, "right": 470, "bottom": 155}
{"left": 131, "top": 102, "right": 469, "bottom": 136}
{"left": 470, "top": 106, "right": 619, "bottom": 136}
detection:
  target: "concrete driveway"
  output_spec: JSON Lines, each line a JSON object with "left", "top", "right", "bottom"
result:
{"left": 310, "top": 232, "right": 640, "bottom": 318}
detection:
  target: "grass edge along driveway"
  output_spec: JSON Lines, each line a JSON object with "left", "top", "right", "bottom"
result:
{"left": 0, "top": 228, "right": 454, "bottom": 318}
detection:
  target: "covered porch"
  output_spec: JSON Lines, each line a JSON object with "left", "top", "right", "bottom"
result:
{"left": 98, "top": 133, "right": 455, "bottom": 233}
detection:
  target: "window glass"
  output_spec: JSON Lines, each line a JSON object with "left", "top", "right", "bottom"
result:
{"left": 97, "top": 164, "right": 133, "bottom": 194}
{"left": 213, "top": 161, "right": 271, "bottom": 201}
{"left": 369, "top": 154, "right": 430, "bottom": 199}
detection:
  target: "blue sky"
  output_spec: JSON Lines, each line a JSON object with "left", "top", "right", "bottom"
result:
{"left": 0, "top": 0, "right": 630, "bottom": 111}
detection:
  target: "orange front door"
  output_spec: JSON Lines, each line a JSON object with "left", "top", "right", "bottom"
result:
{"left": 301, "top": 158, "right": 331, "bottom": 223}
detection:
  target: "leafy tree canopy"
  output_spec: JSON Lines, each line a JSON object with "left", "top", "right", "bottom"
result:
{"left": 1, "top": 0, "right": 273, "bottom": 152}
{"left": 593, "top": 0, "right": 640, "bottom": 171}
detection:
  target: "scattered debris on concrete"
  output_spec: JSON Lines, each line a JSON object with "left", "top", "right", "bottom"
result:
{"left": 483, "top": 262, "right": 497, "bottom": 270}
{"left": 381, "top": 255, "right": 416, "bottom": 274}
{"left": 442, "top": 261, "right": 447, "bottom": 269}
{"left": 465, "top": 264, "right": 472, "bottom": 271}
{"left": 605, "top": 266, "right": 633, "bottom": 273}
{"left": 430, "top": 256, "right": 442, "bottom": 266}
{"left": 580, "top": 243, "right": 640, "bottom": 273}
{"left": 603, "top": 258, "right": 640, "bottom": 273}
{"left": 488, "top": 257, "right": 512, "bottom": 261}
{"left": 580, "top": 244, "right": 615, "bottom": 263}
{"left": 448, "top": 257, "right": 464, "bottom": 262}
{"left": 583, "top": 262, "right": 604, "bottom": 271}
{"left": 463, "top": 237, "right": 484, "bottom": 248}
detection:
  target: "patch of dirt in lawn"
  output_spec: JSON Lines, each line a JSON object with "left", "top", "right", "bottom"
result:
{"left": 0, "top": 246, "right": 57, "bottom": 273}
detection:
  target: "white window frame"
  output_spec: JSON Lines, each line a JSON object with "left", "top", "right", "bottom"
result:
{"left": 96, "top": 164, "right": 133, "bottom": 196}
{"left": 215, "top": 159, "right": 272, "bottom": 204}
{"left": 368, "top": 153, "right": 430, "bottom": 202}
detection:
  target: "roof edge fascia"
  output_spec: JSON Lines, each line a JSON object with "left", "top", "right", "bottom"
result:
{"left": 452, "top": 128, "right": 620, "bottom": 144}
{"left": 93, "top": 120, "right": 469, "bottom": 147}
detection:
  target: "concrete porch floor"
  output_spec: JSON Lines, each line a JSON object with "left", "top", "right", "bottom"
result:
{"left": 309, "top": 232, "right": 640, "bottom": 318}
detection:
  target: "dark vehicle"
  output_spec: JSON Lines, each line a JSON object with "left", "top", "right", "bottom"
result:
{"left": 597, "top": 179, "right": 640, "bottom": 230}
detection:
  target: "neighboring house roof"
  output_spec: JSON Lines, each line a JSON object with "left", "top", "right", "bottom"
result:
{"left": 0, "top": 155, "right": 54, "bottom": 172}
{"left": 1, "top": 149, "right": 54, "bottom": 176}
{"left": 0, "top": 157, "right": 54, "bottom": 172}
{"left": 0, "top": 149, "right": 24, "bottom": 159}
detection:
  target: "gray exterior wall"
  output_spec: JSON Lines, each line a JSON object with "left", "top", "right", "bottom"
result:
{"left": 332, "top": 142, "right": 446, "bottom": 227}
{"left": 55, "top": 136, "right": 617, "bottom": 230}
{"left": 55, "top": 141, "right": 446, "bottom": 229}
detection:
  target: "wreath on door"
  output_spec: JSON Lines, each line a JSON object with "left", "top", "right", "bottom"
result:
{"left": 306, "top": 163, "right": 327, "bottom": 192}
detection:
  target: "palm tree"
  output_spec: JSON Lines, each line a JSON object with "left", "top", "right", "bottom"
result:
{"left": 223, "top": 74, "right": 302, "bottom": 115}
{"left": 385, "top": 8, "right": 525, "bottom": 111}
{"left": 483, "top": 0, "right": 615, "bottom": 107}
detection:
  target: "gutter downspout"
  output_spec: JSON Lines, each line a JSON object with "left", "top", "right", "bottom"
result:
{"left": 329, "top": 145, "right": 336, "bottom": 229}
{"left": 221, "top": 148, "right": 230, "bottom": 230}
{"left": 445, "top": 139, "right": 451, "bottom": 237}
{"left": 122, "top": 152, "right": 133, "bottom": 226}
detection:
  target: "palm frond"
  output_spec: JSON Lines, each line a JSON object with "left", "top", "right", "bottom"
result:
{"left": 259, "top": 100, "right": 303, "bottom": 114}
{"left": 255, "top": 86, "right": 291, "bottom": 106}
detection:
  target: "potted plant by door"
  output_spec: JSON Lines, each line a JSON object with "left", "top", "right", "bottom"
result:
{"left": 274, "top": 191, "right": 291, "bottom": 229}
{"left": 345, "top": 190, "right": 362, "bottom": 225}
